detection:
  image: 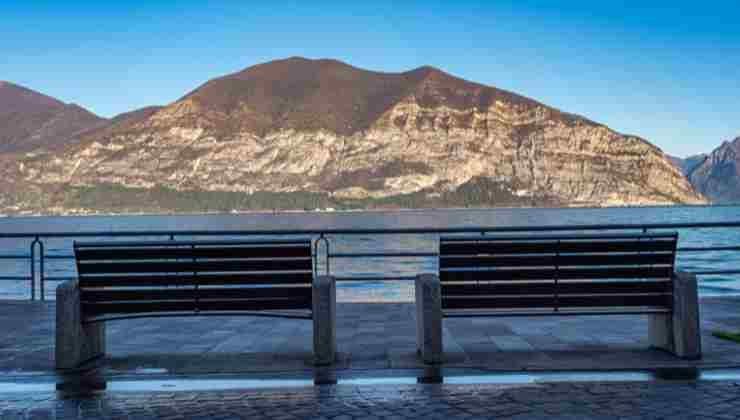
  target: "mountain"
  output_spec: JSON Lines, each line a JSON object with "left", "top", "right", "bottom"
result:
{"left": 683, "top": 137, "right": 740, "bottom": 203}
{"left": 4, "top": 57, "right": 704, "bottom": 214}
{"left": 669, "top": 154, "right": 707, "bottom": 176}
{"left": 0, "top": 81, "right": 106, "bottom": 153}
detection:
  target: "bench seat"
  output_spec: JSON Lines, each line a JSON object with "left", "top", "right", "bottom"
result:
{"left": 415, "top": 232, "right": 701, "bottom": 363}
{"left": 56, "top": 239, "right": 336, "bottom": 369}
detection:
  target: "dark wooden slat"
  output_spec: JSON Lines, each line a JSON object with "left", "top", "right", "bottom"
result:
{"left": 83, "top": 311, "right": 313, "bottom": 323}
{"left": 442, "top": 294, "right": 672, "bottom": 310}
{"left": 440, "top": 266, "right": 674, "bottom": 282}
{"left": 74, "top": 239, "right": 311, "bottom": 248}
{"left": 80, "top": 287, "right": 312, "bottom": 302}
{"left": 77, "top": 259, "right": 312, "bottom": 275}
{"left": 79, "top": 272, "right": 313, "bottom": 288}
{"left": 441, "top": 233, "right": 677, "bottom": 242}
{"left": 442, "top": 308, "right": 672, "bottom": 317}
{"left": 76, "top": 245, "right": 310, "bottom": 261}
{"left": 441, "top": 281, "right": 672, "bottom": 296}
{"left": 82, "top": 297, "right": 312, "bottom": 316}
{"left": 440, "top": 239, "right": 676, "bottom": 255}
{"left": 440, "top": 253, "right": 674, "bottom": 269}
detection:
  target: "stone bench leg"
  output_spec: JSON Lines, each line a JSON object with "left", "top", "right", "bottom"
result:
{"left": 56, "top": 281, "right": 105, "bottom": 369}
{"left": 415, "top": 274, "right": 443, "bottom": 364}
{"left": 648, "top": 271, "right": 702, "bottom": 360}
{"left": 312, "top": 275, "right": 336, "bottom": 366}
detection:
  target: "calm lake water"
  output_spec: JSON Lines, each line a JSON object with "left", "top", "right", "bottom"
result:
{"left": 1, "top": 206, "right": 740, "bottom": 301}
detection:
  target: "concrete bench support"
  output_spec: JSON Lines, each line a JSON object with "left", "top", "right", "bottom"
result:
{"left": 649, "top": 271, "right": 702, "bottom": 360}
{"left": 415, "top": 273, "right": 443, "bottom": 364}
{"left": 312, "top": 275, "right": 337, "bottom": 366}
{"left": 55, "top": 281, "right": 105, "bottom": 370}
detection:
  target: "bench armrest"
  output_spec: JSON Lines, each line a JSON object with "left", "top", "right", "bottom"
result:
{"left": 312, "top": 275, "right": 336, "bottom": 365}
{"left": 672, "top": 271, "right": 702, "bottom": 359}
{"left": 56, "top": 279, "right": 105, "bottom": 369}
{"left": 415, "top": 274, "right": 442, "bottom": 364}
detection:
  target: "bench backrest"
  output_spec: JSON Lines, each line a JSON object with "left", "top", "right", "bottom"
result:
{"left": 74, "top": 239, "right": 314, "bottom": 321}
{"left": 439, "top": 233, "right": 678, "bottom": 314}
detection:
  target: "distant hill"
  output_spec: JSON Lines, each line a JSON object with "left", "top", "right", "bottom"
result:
{"left": 1, "top": 57, "right": 705, "bottom": 214}
{"left": 0, "top": 81, "right": 106, "bottom": 153}
{"left": 669, "top": 154, "right": 707, "bottom": 177}
{"left": 682, "top": 137, "right": 740, "bottom": 203}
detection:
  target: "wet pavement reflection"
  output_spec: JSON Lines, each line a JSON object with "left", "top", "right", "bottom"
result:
{"left": 33, "top": 366, "right": 740, "bottom": 397}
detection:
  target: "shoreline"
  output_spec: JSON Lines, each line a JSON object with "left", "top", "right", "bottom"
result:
{"left": 0, "top": 202, "right": 730, "bottom": 220}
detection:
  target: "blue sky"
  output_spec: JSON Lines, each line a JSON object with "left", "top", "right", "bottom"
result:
{"left": 2, "top": 0, "right": 738, "bottom": 157}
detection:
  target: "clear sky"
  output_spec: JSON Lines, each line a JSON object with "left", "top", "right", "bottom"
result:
{"left": 2, "top": 0, "right": 738, "bottom": 157}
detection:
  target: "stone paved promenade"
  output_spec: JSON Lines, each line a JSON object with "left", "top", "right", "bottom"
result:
{"left": 1, "top": 380, "right": 740, "bottom": 419}
{"left": 1, "top": 297, "right": 740, "bottom": 419}
{"left": 2, "top": 297, "right": 740, "bottom": 375}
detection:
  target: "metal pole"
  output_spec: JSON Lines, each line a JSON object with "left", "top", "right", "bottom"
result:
{"left": 29, "top": 238, "right": 37, "bottom": 301}
{"left": 39, "top": 240, "right": 45, "bottom": 301}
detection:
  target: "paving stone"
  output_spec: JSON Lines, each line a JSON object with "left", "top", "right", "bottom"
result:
{"left": 4, "top": 299, "right": 740, "bottom": 375}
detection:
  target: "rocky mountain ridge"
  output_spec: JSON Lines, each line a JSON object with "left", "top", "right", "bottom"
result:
{"left": 680, "top": 137, "right": 740, "bottom": 203}
{"left": 2, "top": 58, "right": 705, "bottom": 214}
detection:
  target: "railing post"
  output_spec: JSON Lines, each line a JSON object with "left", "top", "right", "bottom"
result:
{"left": 28, "top": 237, "right": 45, "bottom": 300}
{"left": 39, "top": 240, "right": 45, "bottom": 301}
{"left": 315, "top": 234, "right": 331, "bottom": 277}
{"left": 29, "top": 238, "right": 37, "bottom": 301}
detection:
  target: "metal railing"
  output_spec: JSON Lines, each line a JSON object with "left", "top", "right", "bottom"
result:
{"left": 1, "top": 221, "right": 740, "bottom": 300}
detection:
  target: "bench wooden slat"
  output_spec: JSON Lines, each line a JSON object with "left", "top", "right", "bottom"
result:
{"left": 77, "top": 259, "right": 312, "bottom": 275}
{"left": 440, "top": 266, "right": 673, "bottom": 282}
{"left": 75, "top": 239, "right": 311, "bottom": 248}
{"left": 80, "top": 287, "right": 311, "bottom": 302}
{"left": 76, "top": 245, "right": 311, "bottom": 261}
{"left": 82, "top": 297, "right": 313, "bottom": 316}
{"left": 78, "top": 272, "right": 313, "bottom": 288}
{"left": 442, "top": 308, "right": 672, "bottom": 317}
{"left": 440, "top": 253, "right": 674, "bottom": 269}
{"left": 441, "top": 233, "right": 677, "bottom": 242}
{"left": 73, "top": 239, "right": 316, "bottom": 320}
{"left": 440, "top": 239, "right": 676, "bottom": 255}
{"left": 442, "top": 294, "right": 672, "bottom": 310}
{"left": 441, "top": 281, "right": 672, "bottom": 296}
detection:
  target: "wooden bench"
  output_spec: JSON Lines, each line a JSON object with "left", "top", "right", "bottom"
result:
{"left": 415, "top": 232, "right": 701, "bottom": 363}
{"left": 56, "top": 239, "right": 336, "bottom": 369}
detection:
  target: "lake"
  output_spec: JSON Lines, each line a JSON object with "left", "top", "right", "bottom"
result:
{"left": 1, "top": 206, "right": 740, "bottom": 301}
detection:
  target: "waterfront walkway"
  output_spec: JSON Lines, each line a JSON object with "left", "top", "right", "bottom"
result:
{"left": 2, "top": 297, "right": 740, "bottom": 419}
{"left": 2, "top": 297, "right": 740, "bottom": 375}
{"left": 2, "top": 380, "right": 740, "bottom": 419}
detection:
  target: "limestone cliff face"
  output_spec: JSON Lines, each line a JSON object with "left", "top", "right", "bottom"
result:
{"left": 16, "top": 57, "right": 704, "bottom": 208}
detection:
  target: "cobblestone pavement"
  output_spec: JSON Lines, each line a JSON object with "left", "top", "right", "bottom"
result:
{"left": 1, "top": 380, "right": 740, "bottom": 419}
{"left": 4, "top": 298, "right": 740, "bottom": 375}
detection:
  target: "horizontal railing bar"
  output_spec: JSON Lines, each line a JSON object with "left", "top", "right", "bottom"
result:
{"left": 42, "top": 255, "right": 75, "bottom": 259}
{"left": 334, "top": 276, "right": 417, "bottom": 281}
{"left": 3, "top": 221, "right": 740, "bottom": 239}
{"left": 0, "top": 276, "right": 32, "bottom": 280}
{"left": 44, "top": 276, "right": 77, "bottom": 281}
{"left": 0, "top": 254, "right": 30, "bottom": 259}
{"left": 329, "top": 252, "right": 437, "bottom": 258}
{"left": 688, "top": 270, "right": 740, "bottom": 275}
{"left": 678, "top": 246, "right": 740, "bottom": 252}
